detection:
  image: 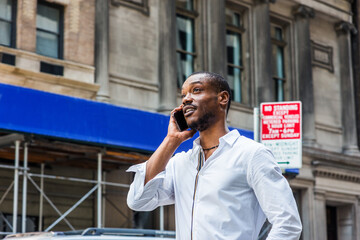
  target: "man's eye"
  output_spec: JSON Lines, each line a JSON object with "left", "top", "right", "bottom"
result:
{"left": 181, "top": 94, "right": 186, "bottom": 98}
{"left": 193, "top": 88, "right": 201, "bottom": 93}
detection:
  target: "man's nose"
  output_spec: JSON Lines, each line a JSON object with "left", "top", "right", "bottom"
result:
{"left": 182, "top": 93, "right": 193, "bottom": 104}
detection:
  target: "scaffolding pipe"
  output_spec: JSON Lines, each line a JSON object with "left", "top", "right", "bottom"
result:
{"left": 97, "top": 152, "right": 102, "bottom": 228}
{"left": 21, "top": 143, "right": 28, "bottom": 233}
{"left": 160, "top": 206, "right": 164, "bottom": 231}
{"left": 102, "top": 172, "right": 106, "bottom": 227}
{"left": 38, "top": 163, "right": 44, "bottom": 231}
{"left": 1, "top": 212, "right": 13, "bottom": 231}
{"left": 0, "top": 164, "right": 27, "bottom": 170}
{"left": 12, "top": 140, "right": 20, "bottom": 233}
{"left": 26, "top": 173, "right": 129, "bottom": 188}
{"left": 45, "top": 185, "right": 98, "bottom": 231}
{"left": 28, "top": 176, "right": 75, "bottom": 231}
{"left": 0, "top": 181, "right": 14, "bottom": 206}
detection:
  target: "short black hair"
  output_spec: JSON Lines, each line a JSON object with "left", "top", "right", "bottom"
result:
{"left": 188, "top": 71, "right": 232, "bottom": 113}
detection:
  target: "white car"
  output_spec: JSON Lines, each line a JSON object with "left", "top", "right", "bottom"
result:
{"left": 4, "top": 228, "right": 176, "bottom": 240}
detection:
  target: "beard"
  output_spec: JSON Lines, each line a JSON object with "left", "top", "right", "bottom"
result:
{"left": 188, "top": 110, "right": 216, "bottom": 132}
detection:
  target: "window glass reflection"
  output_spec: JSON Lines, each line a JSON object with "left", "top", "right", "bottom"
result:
{"left": 176, "top": 13, "right": 195, "bottom": 86}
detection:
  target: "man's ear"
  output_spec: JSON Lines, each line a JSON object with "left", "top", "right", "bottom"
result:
{"left": 218, "top": 91, "right": 230, "bottom": 110}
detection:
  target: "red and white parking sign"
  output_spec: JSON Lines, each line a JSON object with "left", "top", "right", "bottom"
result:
{"left": 261, "top": 101, "right": 302, "bottom": 169}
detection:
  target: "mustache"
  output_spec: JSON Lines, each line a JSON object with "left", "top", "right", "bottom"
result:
{"left": 183, "top": 103, "right": 197, "bottom": 108}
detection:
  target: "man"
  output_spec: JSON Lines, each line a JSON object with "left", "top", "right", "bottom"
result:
{"left": 127, "top": 72, "right": 302, "bottom": 239}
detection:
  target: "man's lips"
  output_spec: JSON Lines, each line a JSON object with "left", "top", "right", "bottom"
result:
{"left": 183, "top": 105, "right": 196, "bottom": 117}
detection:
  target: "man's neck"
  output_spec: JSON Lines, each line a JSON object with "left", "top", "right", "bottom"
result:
{"left": 199, "top": 121, "right": 229, "bottom": 149}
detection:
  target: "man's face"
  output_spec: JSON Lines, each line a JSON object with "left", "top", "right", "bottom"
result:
{"left": 181, "top": 74, "right": 219, "bottom": 132}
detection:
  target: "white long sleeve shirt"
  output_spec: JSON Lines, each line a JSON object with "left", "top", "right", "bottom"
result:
{"left": 127, "top": 130, "right": 302, "bottom": 240}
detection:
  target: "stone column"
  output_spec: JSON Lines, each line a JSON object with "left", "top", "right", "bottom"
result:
{"left": 337, "top": 205, "right": 355, "bottom": 240}
{"left": 254, "top": 0, "right": 275, "bottom": 104}
{"left": 300, "top": 186, "right": 315, "bottom": 240}
{"left": 335, "top": 21, "right": 360, "bottom": 155}
{"left": 158, "top": 0, "right": 177, "bottom": 113}
{"left": 95, "top": 0, "right": 110, "bottom": 102}
{"left": 353, "top": 0, "right": 360, "bottom": 158}
{"left": 207, "top": 0, "right": 226, "bottom": 77}
{"left": 356, "top": 197, "right": 360, "bottom": 238}
{"left": 292, "top": 5, "right": 316, "bottom": 147}
{"left": 314, "top": 191, "right": 327, "bottom": 240}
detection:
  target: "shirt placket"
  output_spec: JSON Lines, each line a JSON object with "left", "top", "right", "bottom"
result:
{"left": 190, "top": 149, "right": 204, "bottom": 240}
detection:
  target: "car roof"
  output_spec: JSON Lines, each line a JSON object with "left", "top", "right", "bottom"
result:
{"left": 6, "top": 236, "right": 173, "bottom": 240}
{"left": 4, "top": 228, "right": 175, "bottom": 240}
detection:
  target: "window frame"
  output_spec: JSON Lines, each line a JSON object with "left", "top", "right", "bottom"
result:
{"left": 270, "top": 15, "right": 294, "bottom": 102}
{"left": 225, "top": 2, "right": 252, "bottom": 107}
{"left": 271, "top": 23, "right": 287, "bottom": 102}
{"left": 36, "top": 0, "right": 64, "bottom": 59}
{"left": 175, "top": 0, "right": 198, "bottom": 87}
{"left": 0, "top": 0, "right": 17, "bottom": 48}
{"left": 225, "top": 7, "right": 245, "bottom": 104}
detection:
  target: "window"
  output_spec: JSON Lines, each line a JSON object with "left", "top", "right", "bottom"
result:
{"left": 326, "top": 206, "right": 338, "bottom": 240}
{"left": 271, "top": 24, "right": 286, "bottom": 102}
{"left": 226, "top": 8, "right": 245, "bottom": 103}
{"left": 0, "top": 0, "right": 16, "bottom": 47}
{"left": 176, "top": 0, "right": 196, "bottom": 87}
{"left": 36, "top": 1, "right": 63, "bottom": 59}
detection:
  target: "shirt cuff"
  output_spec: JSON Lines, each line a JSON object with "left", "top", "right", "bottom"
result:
{"left": 126, "top": 162, "right": 166, "bottom": 200}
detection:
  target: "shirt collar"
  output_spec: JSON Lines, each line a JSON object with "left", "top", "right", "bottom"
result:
{"left": 190, "top": 129, "right": 240, "bottom": 159}
{"left": 220, "top": 129, "right": 240, "bottom": 147}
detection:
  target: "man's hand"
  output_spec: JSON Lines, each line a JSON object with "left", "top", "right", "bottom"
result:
{"left": 168, "top": 106, "right": 197, "bottom": 143}
{"left": 144, "top": 106, "right": 196, "bottom": 184}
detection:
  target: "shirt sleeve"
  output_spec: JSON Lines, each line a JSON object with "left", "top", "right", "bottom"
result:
{"left": 126, "top": 158, "right": 176, "bottom": 212}
{"left": 247, "top": 147, "right": 302, "bottom": 240}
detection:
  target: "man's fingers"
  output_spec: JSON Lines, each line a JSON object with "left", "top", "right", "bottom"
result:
{"left": 183, "top": 129, "right": 196, "bottom": 139}
{"left": 171, "top": 105, "right": 184, "bottom": 114}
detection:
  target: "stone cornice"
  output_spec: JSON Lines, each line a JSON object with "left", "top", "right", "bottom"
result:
{"left": 313, "top": 167, "right": 360, "bottom": 183}
{"left": 109, "top": 73, "right": 159, "bottom": 92}
{"left": 304, "top": 146, "right": 360, "bottom": 169}
{"left": 0, "top": 64, "right": 99, "bottom": 97}
{"left": 0, "top": 46, "right": 95, "bottom": 72}
{"left": 292, "top": 4, "right": 315, "bottom": 19}
{"left": 111, "top": 0, "right": 149, "bottom": 16}
{"left": 335, "top": 21, "right": 358, "bottom": 35}
{"left": 302, "top": 147, "right": 360, "bottom": 183}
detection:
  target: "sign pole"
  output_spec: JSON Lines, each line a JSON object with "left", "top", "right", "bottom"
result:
{"left": 254, "top": 107, "right": 260, "bottom": 143}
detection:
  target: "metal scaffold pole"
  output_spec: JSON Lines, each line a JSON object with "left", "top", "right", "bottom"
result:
{"left": 38, "top": 163, "right": 44, "bottom": 231}
{"left": 97, "top": 152, "right": 102, "bottom": 228}
{"left": 160, "top": 206, "right": 164, "bottom": 231}
{"left": 22, "top": 143, "right": 28, "bottom": 233}
{"left": 102, "top": 172, "right": 106, "bottom": 228}
{"left": 13, "top": 140, "right": 20, "bottom": 233}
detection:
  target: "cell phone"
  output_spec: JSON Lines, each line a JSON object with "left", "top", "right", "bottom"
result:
{"left": 174, "top": 110, "right": 189, "bottom": 131}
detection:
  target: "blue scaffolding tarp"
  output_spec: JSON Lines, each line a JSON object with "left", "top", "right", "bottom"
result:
{"left": 0, "top": 83, "right": 254, "bottom": 153}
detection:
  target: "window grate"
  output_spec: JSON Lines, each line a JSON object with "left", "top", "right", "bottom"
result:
{"left": 0, "top": 52, "right": 15, "bottom": 66}
{"left": 40, "top": 61, "right": 64, "bottom": 76}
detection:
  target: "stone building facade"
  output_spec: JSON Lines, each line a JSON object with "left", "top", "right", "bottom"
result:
{"left": 100, "top": 0, "right": 360, "bottom": 239}
{"left": 1, "top": 0, "right": 360, "bottom": 239}
{"left": 0, "top": 0, "right": 101, "bottom": 232}
{"left": 0, "top": 0, "right": 98, "bottom": 99}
